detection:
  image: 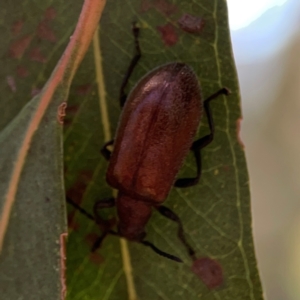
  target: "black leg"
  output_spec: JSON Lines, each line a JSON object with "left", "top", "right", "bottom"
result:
{"left": 67, "top": 196, "right": 117, "bottom": 252}
{"left": 156, "top": 205, "right": 196, "bottom": 260}
{"left": 89, "top": 198, "right": 116, "bottom": 252}
{"left": 140, "top": 240, "right": 183, "bottom": 263}
{"left": 175, "top": 87, "right": 230, "bottom": 188}
{"left": 100, "top": 139, "right": 114, "bottom": 161}
{"left": 92, "top": 197, "right": 116, "bottom": 234}
{"left": 67, "top": 197, "right": 184, "bottom": 262}
{"left": 119, "top": 22, "right": 141, "bottom": 107}
{"left": 67, "top": 196, "right": 95, "bottom": 221}
{"left": 93, "top": 197, "right": 115, "bottom": 222}
{"left": 91, "top": 232, "right": 108, "bottom": 252}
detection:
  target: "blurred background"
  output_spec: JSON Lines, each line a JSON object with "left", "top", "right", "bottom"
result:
{"left": 227, "top": 0, "right": 300, "bottom": 299}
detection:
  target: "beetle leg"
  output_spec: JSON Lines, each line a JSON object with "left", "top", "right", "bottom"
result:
{"left": 66, "top": 197, "right": 109, "bottom": 251}
{"left": 199, "top": 87, "right": 231, "bottom": 147}
{"left": 156, "top": 205, "right": 196, "bottom": 260}
{"left": 67, "top": 196, "right": 118, "bottom": 252}
{"left": 175, "top": 87, "right": 230, "bottom": 188}
{"left": 88, "top": 198, "right": 116, "bottom": 252}
{"left": 140, "top": 240, "right": 183, "bottom": 263}
{"left": 93, "top": 197, "right": 116, "bottom": 222}
{"left": 119, "top": 22, "right": 141, "bottom": 107}
{"left": 100, "top": 139, "right": 114, "bottom": 160}
{"left": 66, "top": 196, "right": 95, "bottom": 221}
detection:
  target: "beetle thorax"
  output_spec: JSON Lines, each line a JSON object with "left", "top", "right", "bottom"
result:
{"left": 116, "top": 192, "right": 153, "bottom": 241}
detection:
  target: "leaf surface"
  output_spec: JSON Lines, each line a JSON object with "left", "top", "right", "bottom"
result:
{"left": 0, "top": 1, "right": 106, "bottom": 299}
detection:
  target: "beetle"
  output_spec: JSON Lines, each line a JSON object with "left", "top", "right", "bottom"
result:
{"left": 67, "top": 24, "right": 230, "bottom": 262}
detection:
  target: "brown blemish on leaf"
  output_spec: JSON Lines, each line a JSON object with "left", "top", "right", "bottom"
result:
{"left": 60, "top": 232, "right": 67, "bottom": 300}
{"left": 57, "top": 102, "right": 67, "bottom": 124}
{"left": 157, "top": 23, "right": 178, "bottom": 46}
{"left": 37, "top": 20, "right": 57, "bottom": 42}
{"left": 64, "top": 104, "right": 79, "bottom": 127}
{"left": 155, "top": 0, "right": 177, "bottom": 15}
{"left": 89, "top": 252, "right": 105, "bottom": 265}
{"left": 44, "top": 7, "right": 57, "bottom": 21}
{"left": 16, "top": 65, "right": 29, "bottom": 78}
{"left": 6, "top": 76, "right": 16, "bottom": 92}
{"left": 67, "top": 170, "right": 94, "bottom": 203}
{"left": 67, "top": 214, "right": 80, "bottom": 231}
{"left": 141, "top": 0, "right": 177, "bottom": 16}
{"left": 66, "top": 170, "right": 94, "bottom": 225}
{"left": 11, "top": 19, "right": 24, "bottom": 36}
{"left": 140, "top": 0, "right": 152, "bottom": 12}
{"left": 76, "top": 83, "right": 93, "bottom": 95}
{"left": 66, "top": 104, "right": 80, "bottom": 114}
{"left": 85, "top": 233, "right": 99, "bottom": 246}
{"left": 8, "top": 34, "right": 32, "bottom": 58}
{"left": 178, "top": 13, "right": 205, "bottom": 34}
{"left": 191, "top": 257, "right": 223, "bottom": 289}
{"left": 29, "top": 47, "right": 47, "bottom": 63}
{"left": 236, "top": 118, "right": 245, "bottom": 148}
{"left": 222, "top": 165, "right": 230, "bottom": 172}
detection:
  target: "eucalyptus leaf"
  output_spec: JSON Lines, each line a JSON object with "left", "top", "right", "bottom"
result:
{"left": 65, "top": 1, "right": 264, "bottom": 300}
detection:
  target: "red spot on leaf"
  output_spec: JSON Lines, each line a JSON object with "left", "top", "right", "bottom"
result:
{"left": 140, "top": 0, "right": 152, "bottom": 12}
{"left": 89, "top": 252, "right": 105, "bottom": 265}
{"left": 85, "top": 233, "right": 99, "bottom": 247}
{"left": 44, "top": 7, "right": 57, "bottom": 21}
{"left": 16, "top": 65, "right": 29, "bottom": 78}
{"left": 155, "top": 0, "right": 177, "bottom": 15}
{"left": 66, "top": 171, "right": 94, "bottom": 225}
{"left": 192, "top": 257, "right": 223, "bottom": 289}
{"left": 222, "top": 165, "right": 230, "bottom": 172}
{"left": 66, "top": 104, "right": 79, "bottom": 114}
{"left": 64, "top": 105, "right": 79, "bottom": 127}
{"left": 67, "top": 171, "right": 93, "bottom": 205}
{"left": 29, "top": 47, "right": 47, "bottom": 63}
{"left": 37, "top": 20, "right": 57, "bottom": 42}
{"left": 67, "top": 216, "right": 80, "bottom": 231}
{"left": 157, "top": 23, "right": 178, "bottom": 46}
{"left": 76, "top": 84, "right": 93, "bottom": 96}
{"left": 141, "top": 0, "right": 177, "bottom": 16}
{"left": 8, "top": 34, "right": 32, "bottom": 58}
{"left": 178, "top": 14, "right": 205, "bottom": 34}
{"left": 6, "top": 76, "right": 16, "bottom": 92}
{"left": 11, "top": 19, "right": 24, "bottom": 36}
{"left": 236, "top": 118, "right": 245, "bottom": 148}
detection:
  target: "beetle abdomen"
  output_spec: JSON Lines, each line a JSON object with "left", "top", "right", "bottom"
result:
{"left": 107, "top": 63, "right": 203, "bottom": 202}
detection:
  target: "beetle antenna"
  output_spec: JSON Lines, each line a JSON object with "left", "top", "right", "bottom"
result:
{"left": 141, "top": 240, "right": 183, "bottom": 263}
{"left": 119, "top": 22, "right": 141, "bottom": 107}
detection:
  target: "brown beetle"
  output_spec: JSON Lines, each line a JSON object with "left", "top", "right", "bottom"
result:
{"left": 68, "top": 24, "right": 229, "bottom": 262}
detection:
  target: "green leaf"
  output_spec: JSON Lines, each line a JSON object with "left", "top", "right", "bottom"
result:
{"left": 65, "top": 1, "right": 264, "bottom": 300}
{"left": 0, "top": 93, "right": 67, "bottom": 300}
{"left": 0, "top": 1, "right": 106, "bottom": 299}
